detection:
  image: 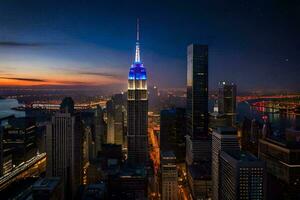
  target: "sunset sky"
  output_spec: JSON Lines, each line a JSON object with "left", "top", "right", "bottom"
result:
{"left": 0, "top": 0, "right": 299, "bottom": 92}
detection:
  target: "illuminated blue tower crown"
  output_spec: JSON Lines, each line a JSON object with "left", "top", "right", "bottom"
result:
{"left": 128, "top": 18, "right": 147, "bottom": 81}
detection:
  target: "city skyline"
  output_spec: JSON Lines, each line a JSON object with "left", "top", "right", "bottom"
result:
{"left": 0, "top": 0, "right": 299, "bottom": 92}
{"left": 1, "top": 2, "right": 300, "bottom": 198}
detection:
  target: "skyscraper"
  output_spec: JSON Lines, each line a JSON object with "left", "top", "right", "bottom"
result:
{"left": 127, "top": 19, "right": 148, "bottom": 165}
{"left": 46, "top": 97, "right": 83, "bottom": 198}
{"left": 186, "top": 44, "right": 210, "bottom": 165}
{"left": 218, "top": 81, "right": 237, "bottom": 126}
{"left": 211, "top": 127, "right": 240, "bottom": 200}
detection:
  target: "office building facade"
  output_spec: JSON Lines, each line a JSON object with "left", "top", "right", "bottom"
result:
{"left": 220, "top": 150, "right": 266, "bottom": 200}
{"left": 258, "top": 136, "right": 300, "bottom": 199}
{"left": 46, "top": 97, "right": 83, "bottom": 198}
{"left": 212, "top": 127, "right": 240, "bottom": 200}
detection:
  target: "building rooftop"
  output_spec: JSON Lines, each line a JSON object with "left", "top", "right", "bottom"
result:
{"left": 262, "top": 135, "right": 300, "bottom": 149}
{"left": 119, "top": 165, "right": 147, "bottom": 178}
{"left": 224, "top": 150, "right": 258, "bottom": 162}
{"left": 32, "top": 177, "right": 61, "bottom": 192}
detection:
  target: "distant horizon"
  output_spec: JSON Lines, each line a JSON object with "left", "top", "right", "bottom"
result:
{"left": 1, "top": 84, "right": 300, "bottom": 96}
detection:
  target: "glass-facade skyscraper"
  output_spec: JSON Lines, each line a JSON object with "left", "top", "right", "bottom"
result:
{"left": 127, "top": 20, "right": 148, "bottom": 165}
{"left": 186, "top": 44, "right": 210, "bottom": 165}
{"left": 186, "top": 44, "right": 209, "bottom": 138}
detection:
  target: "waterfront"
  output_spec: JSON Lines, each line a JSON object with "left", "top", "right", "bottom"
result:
{"left": 237, "top": 101, "right": 295, "bottom": 133}
{"left": 0, "top": 99, "right": 25, "bottom": 119}
{"left": 0, "top": 97, "right": 296, "bottom": 133}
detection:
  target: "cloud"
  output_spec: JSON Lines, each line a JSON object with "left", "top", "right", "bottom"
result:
{"left": 0, "top": 76, "right": 87, "bottom": 85}
{"left": 57, "top": 80, "right": 87, "bottom": 85}
{"left": 0, "top": 41, "right": 61, "bottom": 47}
{"left": 79, "top": 71, "right": 120, "bottom": 77}
{"left": 0, "top": 76, "right": 46, "bottom": 82}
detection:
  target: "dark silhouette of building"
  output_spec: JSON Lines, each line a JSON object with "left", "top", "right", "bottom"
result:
{"left": 160, "top": 108, "right": 186, "bottom": 162}
{"left": 186, "top": 44, "right": 211, "bottom": 165}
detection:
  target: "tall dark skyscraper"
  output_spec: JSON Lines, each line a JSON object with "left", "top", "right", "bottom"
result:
{"left": 127, "top": 20, "right": 148, "bottom": 165}
{"left": 186, "top": 44, "right": 210, "bottom": 165}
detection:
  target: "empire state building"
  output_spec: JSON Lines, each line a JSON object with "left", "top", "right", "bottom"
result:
{"left": 127, "top": 20, "right": 148, "bottom": 165}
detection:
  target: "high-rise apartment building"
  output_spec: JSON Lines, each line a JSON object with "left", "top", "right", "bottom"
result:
{"left": 212, "top": 127, "right": 240, "bottom": 200}
{"left": 127, "top": 20, "right": 148, "bottom": 165}
{"left": 46, "top": 97, "right": 83, "bottom": 198}
{"left": 186, "top": 44, "right": 210, "bottom": 165}
{"left": 220, "top": 150, "right": 266, "bottom": 200}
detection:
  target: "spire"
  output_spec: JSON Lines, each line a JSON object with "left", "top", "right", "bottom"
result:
{"left": 135, "top": 18, "right": 141, "bottom": 63}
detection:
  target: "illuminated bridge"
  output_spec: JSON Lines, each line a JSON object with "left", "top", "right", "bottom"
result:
{"left": 0, "top": 153, "right": 46, "bottom": 191}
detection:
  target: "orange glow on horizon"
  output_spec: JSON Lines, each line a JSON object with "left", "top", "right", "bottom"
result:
{"left": 0, "top": 74, "right": 126, "bottom": 86}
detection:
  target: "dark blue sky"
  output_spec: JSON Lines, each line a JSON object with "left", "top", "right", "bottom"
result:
{"left": 0, "top": 0, "right": 299, "bottom": 92}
